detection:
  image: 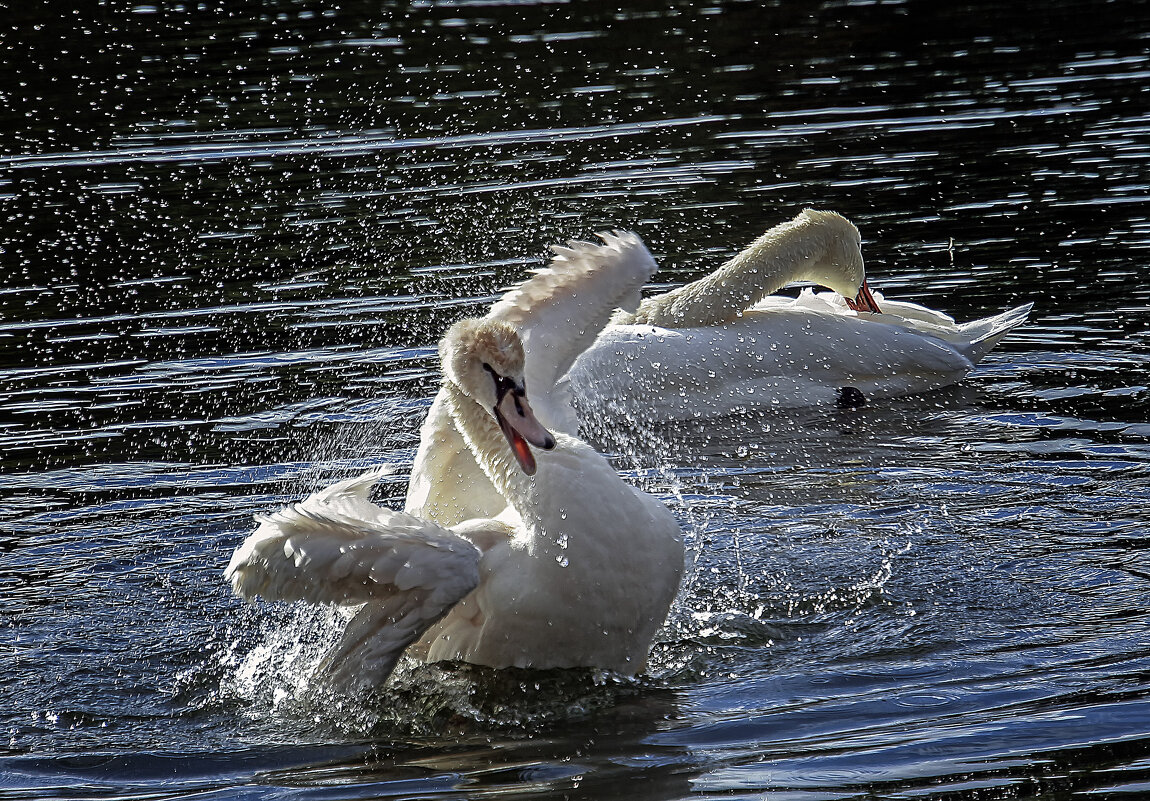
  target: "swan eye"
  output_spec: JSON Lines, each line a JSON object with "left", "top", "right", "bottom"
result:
{"left": 482, "top": 362, "right": 521, "bottom": 405}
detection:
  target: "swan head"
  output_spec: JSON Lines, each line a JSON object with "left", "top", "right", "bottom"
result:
{"left": 795, "top": 209, "right": 881, "bottom": 314}
{"left": 793, "top": 209, "right": 865, "bottom": 294}
{"left": 440, "top": 317, "right": 556, "bottom": 475}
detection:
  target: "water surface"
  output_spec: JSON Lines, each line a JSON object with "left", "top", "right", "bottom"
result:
{"left": 3, "top": 1, "right": 1150, "bottom": 798}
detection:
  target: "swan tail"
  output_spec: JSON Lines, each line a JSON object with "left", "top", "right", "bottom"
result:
{"left": 225, "top": 469, "right": 481, "bottom": 688}
{"left": 957, "top": 302, "right": 1034, "bottom": 363}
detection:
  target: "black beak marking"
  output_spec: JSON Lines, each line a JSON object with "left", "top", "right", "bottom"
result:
{"left": 483, "top": 362, "right": 527, "bottom": 416}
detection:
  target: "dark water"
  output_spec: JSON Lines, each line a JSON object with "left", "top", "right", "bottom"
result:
{"left": 3, "top": 1, "right": 1150, "bottom": 798}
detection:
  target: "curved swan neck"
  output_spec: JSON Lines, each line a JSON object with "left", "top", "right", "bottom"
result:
{"left": 442, "top": 380, "right": 536, "bottom": 513}
{"left": 619, "top": 209, "right": 864, "bottom": 329}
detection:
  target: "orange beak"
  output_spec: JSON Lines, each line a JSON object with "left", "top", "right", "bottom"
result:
{"left": 493, "top": 386, "right": 555, "bottom": 475}
{"left": 845, "top": 279, "right": 882, "bottom": 314}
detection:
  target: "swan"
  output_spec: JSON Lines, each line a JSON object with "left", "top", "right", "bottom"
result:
{"left": 567, "top": 209, "right": 1033, "bottom": 422}
{"left": 225, "top": 232, "right": 684, "bottom": 691}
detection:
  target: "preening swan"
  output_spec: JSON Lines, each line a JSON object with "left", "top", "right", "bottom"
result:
{"left": 226, "top": 232, "right": 684, "bottom": 691}
{"left": 567, "top": 209, "right": 1033, "bottom": 421}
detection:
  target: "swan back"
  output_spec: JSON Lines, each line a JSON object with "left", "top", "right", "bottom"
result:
{"left": 571, "top": 293, "right": 1033, "bottom": 420}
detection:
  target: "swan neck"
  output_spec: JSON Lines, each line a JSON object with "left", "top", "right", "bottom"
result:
{"left": 720, "top": 229, "right": 816, "bottom": 294}
{"left": 443, "top": 380, "right": 535, "bottom": 511}
{"left": 621, "top": 211, "right": 858, "bottom": 328}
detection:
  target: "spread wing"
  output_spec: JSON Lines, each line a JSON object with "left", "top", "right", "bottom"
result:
{"left": 225, "top": 469, "right": 483, "bottom": 688}
{"left": 488, "top": 231, "right": 658, "bottom": 428}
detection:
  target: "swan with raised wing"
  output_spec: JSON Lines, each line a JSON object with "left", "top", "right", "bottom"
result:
{"left": 567, "top": 209, "right": 1033, "bottom": 422}
{"left": 226, "top": 232, "right": 684, "bottom": 690}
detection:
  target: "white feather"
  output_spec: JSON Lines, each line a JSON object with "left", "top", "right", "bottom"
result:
{"left": 489, "top": 230, "right": 658, "bottom": 433}
{"left": 225, "top": 470, "right": 485, "bottom": 687}
{"left": 406, "top": 231, "right": 659, "bottom": 524}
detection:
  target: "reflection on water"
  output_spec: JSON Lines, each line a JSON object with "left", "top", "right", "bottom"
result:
{"left": 3, "top": 0, "right": 1150, "bottom": 798}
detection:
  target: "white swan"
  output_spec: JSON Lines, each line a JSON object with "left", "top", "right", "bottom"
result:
{"left": 567, "top": 209, "right": 1033, "bottom": 421}
{"left": 226, "top": 233, "right": 684, "bottom": 691}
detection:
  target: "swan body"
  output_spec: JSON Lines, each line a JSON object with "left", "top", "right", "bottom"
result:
{"left": 411, "top": 423, "right": 682, "bottom": 673}
{"left": 226, "top": 232, "right": 683, "bottom": 690}
{"left": 566, "top": 209, "right": 1032, "bottom": 421}
{"left": 571, "top": 290, "right": 1032, "bottom": 420}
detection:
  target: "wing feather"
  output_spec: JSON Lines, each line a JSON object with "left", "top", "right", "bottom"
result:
{"left": 488, "top": 231, "right": 658, "bottom": 395}
{"left": 226, "top": 470, "right": 481, "bottom": 607}
{"left": 224, "top": 469, "right": 485, "bottom": 688}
